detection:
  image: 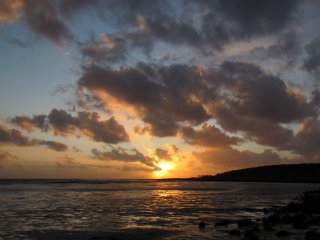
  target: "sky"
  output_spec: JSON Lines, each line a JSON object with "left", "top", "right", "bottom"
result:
{"left": 0, "top": 0, "right": 320, "bottom": 179}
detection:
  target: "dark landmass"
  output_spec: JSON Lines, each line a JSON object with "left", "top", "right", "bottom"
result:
{"left": 1, "top": 164, "right": 320, "bottom": 184}
{"left": 190, "top": 163, "right": 320, "bottom": 183}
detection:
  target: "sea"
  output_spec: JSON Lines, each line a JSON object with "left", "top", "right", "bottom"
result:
{"left": 0, "top": 180, "right": 318, "bottom": 240}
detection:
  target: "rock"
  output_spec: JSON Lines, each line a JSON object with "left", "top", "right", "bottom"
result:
{"left": 229, "top": 229, "right": 241, "bottom": 236}
{"left": 251, "top": 226, "right": 261, "bottom": 232}
{"left": 214, "top": 219, "right": 231, "bottom": 227}
{"left": 276, "top": 230, "right": 290, "bottom": 237}
{"left": 238, "top": 219, "right": 252, "bottom": 227}
{"left": 198, "top": 221, "right": 206, "bottom": 228}
{"left": 244, "top": 229, "right": 259, "bottom": 240}
{"left": 293, "top": 221, "right": 308, "bottom": 229}
{"left": 305, "top": 230, "right": 320, "bottom": 240}
{"left": 262, "top": 218, "right": 274, "bottom": 231}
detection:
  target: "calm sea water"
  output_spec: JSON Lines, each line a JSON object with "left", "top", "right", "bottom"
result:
{"left": 0, "top": 180, "right": 318, "bottom": 240}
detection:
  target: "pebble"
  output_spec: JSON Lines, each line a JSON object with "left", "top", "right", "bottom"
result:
{"left": 198, "top": 221, "right": 206, "bottom": 228}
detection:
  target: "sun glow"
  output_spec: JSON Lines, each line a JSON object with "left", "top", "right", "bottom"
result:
{"left": 155, "top": 162, "right": 172, "bottom": 177}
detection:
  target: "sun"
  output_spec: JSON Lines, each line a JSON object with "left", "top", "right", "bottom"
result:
{"left": 154, "top": 162, "right": 172, "bottom": 177}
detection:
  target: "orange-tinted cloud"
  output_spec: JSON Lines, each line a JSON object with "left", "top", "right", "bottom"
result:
{"left": 194, "top": 148, "right": 283, "bottom": 174}
{"left": 0, "top": 150, "right": 17, "bottom": 168}
{"left": 0, "top": 0, "right": 23, "bottom": 22}
{"left": 179, "top": 123, "right": 241, "bottom": 148}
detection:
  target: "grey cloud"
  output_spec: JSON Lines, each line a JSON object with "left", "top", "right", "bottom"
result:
{"left": 251, "top": 31, "right": 301, "bottom": 65}
{"left": 215, "top": 0, "right": 300, "bottom": 38}
{"left": 285, "top": 118, "right": 320, "bottom": 161}
{"left": 12, "top": 109, "right": 129, "bottom": 144}
{"left": 58, "top": 0, "right": 100, "bottom": 19}
{"left": 0, "top": 0, "right": 75, "bottom": 45}
{"left": 0, "top": 124, "right": 68, "bottom": 152}
{"left": 80, "top": 34, "right": 127, "bottom": 64}
{"left": 155, "top": 148, "right": 170, "bottom": 160}
{"left": 78, "top": 64, "right": 211, "bottom": 136}
{"left": 92, "top": 147, "right": 159, "bottom": 170}
{"left": 23, "top": 0, "right": 73, "bottom": 45}
{"left": 38, "top": 140, "right": 68, "bottom": 152}
{"left": 11, "top": 114, "right": 48, "bottom": 131}
{"left": 52, "top": 109, "right": 130, "bottom": 144}
{"left": 304, "top": 37, "right": 320, "bottom": 78}
{"left": 1, "top": 0, "right": 304, "bottom": 54}
{"left": 54, "top": 0, "right": 304, "bottom": 63}
{"left": 0, "top": 124, "right": 33, "bottom": 146}
{"left": 78, "top": 60, "right": 317, "bottom": 145}
{"left": 179, "top": 124, "right": 241, "bottom": 148}
{"left": 215, "top": 61, "right": 315, "bottom": 123}
{"left": 209, "top": 61, "right": 316, "bottom": 149}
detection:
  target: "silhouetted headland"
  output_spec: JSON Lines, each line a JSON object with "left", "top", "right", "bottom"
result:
{"left": 190, "top": 163, "right": 320, "bottom": 183}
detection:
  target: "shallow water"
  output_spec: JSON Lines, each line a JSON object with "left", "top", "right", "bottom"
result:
{"left": 0, "top": 180, "right": 318, "bottom": 239}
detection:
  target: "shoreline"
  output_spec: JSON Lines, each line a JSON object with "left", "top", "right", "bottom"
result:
{"left": 212, "top": 188, "right": 320, "bottom": 240}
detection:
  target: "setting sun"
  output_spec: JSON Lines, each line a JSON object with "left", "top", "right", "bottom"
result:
{"left": 155, "top": 162, "right": 173, "bottom": 176}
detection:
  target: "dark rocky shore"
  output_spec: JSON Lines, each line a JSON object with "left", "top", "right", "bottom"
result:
{"left": 212, "top": 188, "right": 320, "bottom": 240}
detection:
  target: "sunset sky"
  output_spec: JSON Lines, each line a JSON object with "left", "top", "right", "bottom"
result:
{"left": 1, "top": 0, "right": 320, "bottom": 179}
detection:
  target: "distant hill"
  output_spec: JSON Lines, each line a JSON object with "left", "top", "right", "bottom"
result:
{"left": 192, "top": 164, "right": 320, "bottom": 183}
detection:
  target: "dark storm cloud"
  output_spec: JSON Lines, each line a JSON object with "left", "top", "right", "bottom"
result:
{"left": 80, "top": 34, "right": 127, "bottom": 64}
{"left": 155, "top": 148, "right": 170, "bottom": 160}
{"left": 304, "top": 38, "right": 320, "bottom": 78}
{"left": 0, "top": 124, "right": 68, "bottom": 152}
{"left": 58, "top": 0, "right": 100, "bottom": 19}
{"left": 213, "top": 61, "right": 315, "bottom": 123}
{"left": 194, "top": 148, "right": 283, "bottom": 172}
{"left": 38, "top": 140, "right": 68, "bottom": 152}
{"left": 179, "top": 124, "right": 241, "bottom": 148}
{"left": 11, "top": 114, "right": 48, "bottom": 131}
{"left": 113, "top": 0, "right": 300, "bottom": 52}
{"left": 251, "top": 31, "right": 301, "bottom": 65}
{"left": 0, "top": 0, "right": 304, "bottom": 54}
{"left": 286, "top": 118, "right": 320, "bottom": 161}
{"left": 49, "top": 109, "right": 129, "bottom": 143}
{"left": 214, "top": 108, "right": 295, "bottom": 148}
{"left": 215, "top": 0, "right": 299, "bottom": 38}
{"left": 78, "top": 64, "right": 211, "bottom": 136}
{"left": 0, "top": 0, "right": 73, "bottom": 45}
{"left": 92, "top": 147, "right": 159, "bottom": 169}
{"left": 79, "top": 60, "right": 317, "bottom": 143}
{"left": 22, "top": 0, "right": 73, "bottom": 45}
{"left": 11, "top": 109, "right": 129, "bottom": 144}
{"left": 209, "top": 61, "right": 317, "bottom": 148}
{"left": 0, "top": 124, "right": 33, "bottom": 146}
{"left": 76, "top": 0, "right": 301, "bottom": 60}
